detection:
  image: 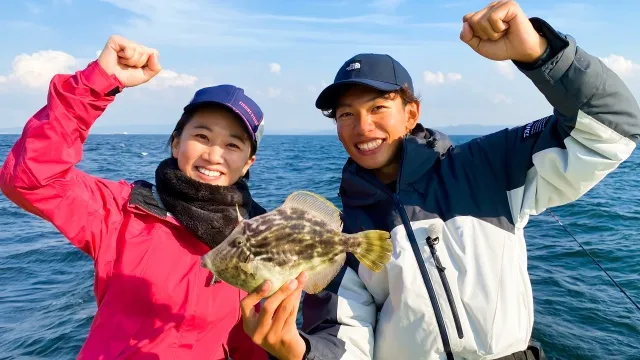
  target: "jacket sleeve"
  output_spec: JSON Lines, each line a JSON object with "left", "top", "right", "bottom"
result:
{"left": 297, "top": 256, "right": 377, "bottom": 360}
{"left": 0, "top": 61, "right": 131, "bottom": 260}
{"left": 466, "top": 17, "right": 639, "bottom": 228}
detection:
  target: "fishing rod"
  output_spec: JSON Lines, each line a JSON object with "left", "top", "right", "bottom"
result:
{"left": 546, "top": 209, "right": 640, "bottom": 314}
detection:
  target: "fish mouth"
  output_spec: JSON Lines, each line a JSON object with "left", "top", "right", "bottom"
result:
{"left": 200, "top": 255, "right": 214, "bottom": 271}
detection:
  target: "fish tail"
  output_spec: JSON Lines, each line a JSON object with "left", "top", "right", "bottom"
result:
{"left": 349, "top": 230, "right": 392, "bottom": 272}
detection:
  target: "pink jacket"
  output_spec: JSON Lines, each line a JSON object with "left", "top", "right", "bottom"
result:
{"left": 0, "top": 61, "right": 267, "bottom": 360}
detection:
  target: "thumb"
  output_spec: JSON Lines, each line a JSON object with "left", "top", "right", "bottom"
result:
{"left": 460, "top": 22, "right": 481, "bottom": 51}
{"left": 144, "top": 52, "right": 162, "bottom": 78}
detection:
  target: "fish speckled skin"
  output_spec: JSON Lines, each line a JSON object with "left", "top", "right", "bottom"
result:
{"left": 201, "top": 191, "right": 392, "bottom": 297}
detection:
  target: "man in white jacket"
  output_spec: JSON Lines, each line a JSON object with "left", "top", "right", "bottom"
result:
{"left": 239, "top": 1, "right": 640, "bottom": 359}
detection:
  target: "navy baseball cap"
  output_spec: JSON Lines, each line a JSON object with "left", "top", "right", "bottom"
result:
{"left": 184, "top": 84, "right": 265, "bottom": 147}
{"left": 315, "top": 53, "right": 414, "bottom": 110}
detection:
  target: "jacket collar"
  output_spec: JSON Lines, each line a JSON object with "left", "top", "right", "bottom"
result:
{"left": 339, "top": 124, "right": 452, "bottom": 207}
{"left": 127, "top": 180, "right": 182, "bottom": 226}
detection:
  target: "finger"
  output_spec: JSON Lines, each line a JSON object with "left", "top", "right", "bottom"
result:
{"left": 128, "top": 48, "right": 145, "bottom": 67}
{"left": 496, "top": 0, "right": 520, "bottom": 24}
{"left": 479, "top": 10, "right": 502, "bottom": 41}
{"left": 487, "top": 12, "right": 509, "bottom": 35}
{"left": 270, "top": 273, "right": 307, "bottom": 333}
{"left": 460, "top": 22, "right": 481, "bottom": 50}
{"left": 135, "top": 48, "right": 151, "bottom": 68}
{"left": 117, "top": 41, "right": 137, "bottom": 60}
{"left": 270, "top": 293, "right": 294, "bottom": 335}
{"left": 118, "top": 46, "right": 141, "bottom": 66}
{"left": 144, "top": 51, "right": 162, "bottom": 77}
{"left": 462, "top": 10, "right": 476, "bottom": 24}
{"left": 240, "top": 280, "right": 271, "bottom": 321}
{"left": 284, "top": 273, "right": 308, "bottom": 330}
{"left": 251, "top": 279, "right": 297, "bottom": 343}
{"left": 468, "top": 10, "right": 490, "bottom": 40}
{"left": 485, "top": 1, "right": 512, "bottom": 39}
{"left": 257, "top": 279, "right": 297, "bottom": 325}
{"left": 465, "top": 0, "right": 502, "bottom": 41}
{"left": 106, "top": 35, "right": 128, "bottom": 54}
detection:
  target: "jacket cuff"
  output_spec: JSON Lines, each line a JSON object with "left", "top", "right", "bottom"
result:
{"left": 264, "top": 332, "right": 312, "bottom": 360}
{"left": 299, "top": 331, "right": 312, "bottom": 359}
{"left": 79, "top": 60, "right": 124, "bottom": 97}
{"left": 513, "top": 17, "right": 573, "bottom": 84}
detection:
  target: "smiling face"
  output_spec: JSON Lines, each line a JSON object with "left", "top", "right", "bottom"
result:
{"left": 171, "top": 105, "right": 256, "bottom": 186}
{"left": 334, "top": 84, "right": 420, "bottom": 183}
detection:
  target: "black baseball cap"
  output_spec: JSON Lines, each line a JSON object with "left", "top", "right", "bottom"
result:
{"left": 315, "top": 53, "right": 414, "bottom": 110}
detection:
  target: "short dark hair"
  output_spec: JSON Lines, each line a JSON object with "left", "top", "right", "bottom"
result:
{"left": 166, "top": 104, "right": 257, "bottom": 157}
{"left": 320, "top": 84, "right": 421, "bottom": 120}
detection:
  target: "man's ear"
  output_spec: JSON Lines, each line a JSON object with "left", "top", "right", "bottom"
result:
{"left": 405, "top": 101, "right": 420, "bottom": 131}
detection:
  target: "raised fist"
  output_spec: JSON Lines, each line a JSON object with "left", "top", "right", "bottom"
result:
{"left": 97, "top": 35, "right": 162, "bottom": 88}
{"left": 460, "top": 0, "right": 548, "bottom": 63}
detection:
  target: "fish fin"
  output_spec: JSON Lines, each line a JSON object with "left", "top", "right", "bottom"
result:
{"left": 303, "top": 253, "right": 346, "bottom": 294}
{"left": 236, "top": 204, "right": 244, "bottom": 223}
{"left": 350, "top": 230, "right": 392, "bottom": 272}
{"left": 240, "top": 262, "right": 253, "bottom": 274}
{"left": 282, "top": 191, "right": 342, "bottom": 232}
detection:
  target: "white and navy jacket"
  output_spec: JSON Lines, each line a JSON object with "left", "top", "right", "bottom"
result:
{"left": 297, "top": 18, "right": 640, "bottom": 360}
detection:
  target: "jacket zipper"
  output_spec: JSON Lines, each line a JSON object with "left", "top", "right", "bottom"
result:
{"left": 426, "top": 232, "right": 464, "bottom": 339}
{"left": 351, "top": 169, "right": 456, "bottom": 359}
{"left": 395, "top": 136, "right": 463, "bottom": 340}
{"left": 393, "top": 194, "right": 455, "bottom": 360}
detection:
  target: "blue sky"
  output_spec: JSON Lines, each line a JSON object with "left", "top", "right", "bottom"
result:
{"left": 1, "top": 0, "right": 639, "bottom": 134}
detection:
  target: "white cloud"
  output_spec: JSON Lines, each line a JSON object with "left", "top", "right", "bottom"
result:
{"left": 495, "top": 61, "right": 515, "bottom": 80}
{"left": 491, "top": 93, "right": 513, "bottom": 104}
{"left": 0, "top": 50, "right": 197, "bottom": 91}
{"left": 145, "top": 70, "right": 198, "bottom": 89}
{"left": 308, "top": 85, "right": 317, "bottom": 93}
{"left": 423, "top": 71, "right": 462, "bottom": 85}
{"left": 600, "top": 55, "right": 639, "bottom": 77}
{"left": 6, "top": 50, "right": 78, "bottom": 89}
{"left": 267, "top": 87, "right": 282, "bottom": 98}
{"left": 269, "top": 63, "right": 281, "bottom": 74}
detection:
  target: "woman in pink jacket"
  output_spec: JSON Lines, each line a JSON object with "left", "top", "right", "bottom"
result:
{"left": 0, "top": 35, "right": 268, "bottom": 359}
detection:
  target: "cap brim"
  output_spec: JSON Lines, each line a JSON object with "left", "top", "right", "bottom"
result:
{"left": 183, "top": 101, "right": 257, "bottom": 143}
{"left": 315, "top": 79, "right": 402, "bottom": 109}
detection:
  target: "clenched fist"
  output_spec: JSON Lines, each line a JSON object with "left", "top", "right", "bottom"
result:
{"left": 97, "top": 35, "right": 162, "bottom": 88}
{"left": 460, "top": 0, "right": 548, "bottom": 63}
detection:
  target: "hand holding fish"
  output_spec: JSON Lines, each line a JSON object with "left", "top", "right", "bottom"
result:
{"left": 201, "top": 191, "right": 391, "bottom": 358}
{"left": 97, "top": 35, "right": 162, "bottom": 88}
{"left": 240, "top": 273, "right": 308, "bottom": 360}
{"left": 459, "top": 0, "right": 548, "bottom": 63}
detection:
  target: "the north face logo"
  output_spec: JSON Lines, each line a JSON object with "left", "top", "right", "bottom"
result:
{"left": 346, "top": 62, "right": 361, "bottom": 71}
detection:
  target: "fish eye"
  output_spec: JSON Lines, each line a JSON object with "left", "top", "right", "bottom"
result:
{"left": 234, "top": 237, "right": 243, "bottom": 247}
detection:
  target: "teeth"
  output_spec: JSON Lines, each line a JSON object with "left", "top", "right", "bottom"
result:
{"left": 356, "top": 139, "right": 383, "bottom": 151}
{"left": 197, "top": 167, "right": 222, "bottom": 177}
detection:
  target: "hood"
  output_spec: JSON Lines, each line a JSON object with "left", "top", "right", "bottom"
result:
{"left": 339, "top": 123, "right": 452, "bottom": 208}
